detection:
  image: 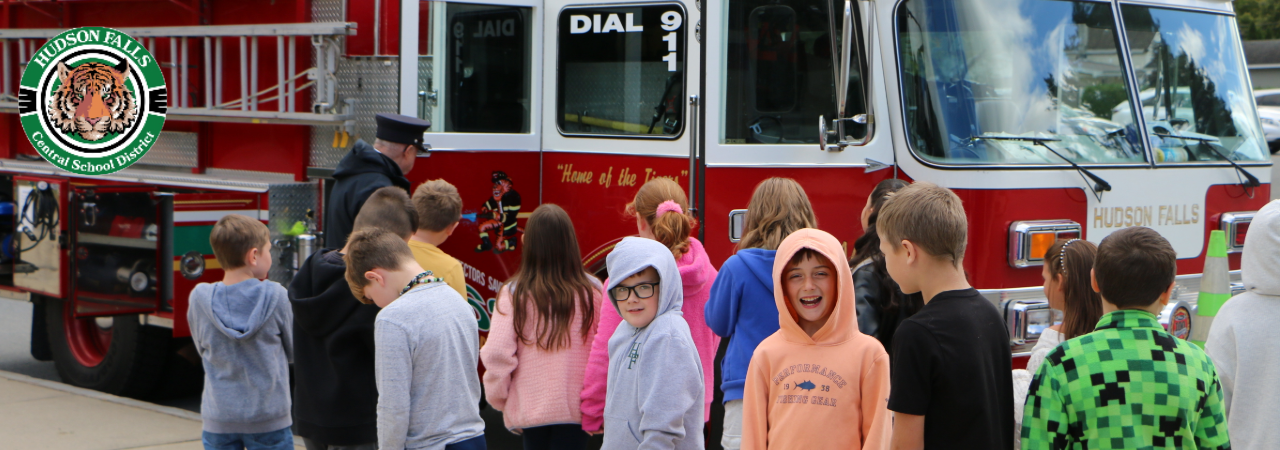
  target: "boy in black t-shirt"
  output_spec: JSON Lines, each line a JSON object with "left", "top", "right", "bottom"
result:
{"left": 876, "top": 182, "right": 1013, "bottom": 449}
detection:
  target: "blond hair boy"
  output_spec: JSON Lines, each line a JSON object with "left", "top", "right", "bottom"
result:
{"left": 189, "top": 214, "right": 295, "bottom": 448}
{"left": 877, "top": 182, "right": 1013, "bottom": 449}
{"left": 409, "top": 179, "right": 466, "bottom": 298}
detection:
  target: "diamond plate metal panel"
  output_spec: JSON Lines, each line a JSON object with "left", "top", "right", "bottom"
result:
{"left": 266, "top": 181, "right": 319, "bottom": 284}
{"left": 310, "top": 56, "right": 401, "bottom": 169}
{"left": 137, "top": 131, "right": 198, "bottom": 168}
{"left": 313, "top": 0, "right": 345, "bottom": 23}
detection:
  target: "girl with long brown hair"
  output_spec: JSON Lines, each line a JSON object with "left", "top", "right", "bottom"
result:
{"left": 480, "top": 204, "right": 601, "bottom": 450}
{"left": 850, "top": 178, "right": 922, "bottom": 355}
{"left": 704, "top": 177, "right": 817, "bottom": 450}
{"left": 1011, "top": 238, "right": 1103, "bottom": 448}
{"left": 580, "top": 178, "right": 720, "bottom": 436}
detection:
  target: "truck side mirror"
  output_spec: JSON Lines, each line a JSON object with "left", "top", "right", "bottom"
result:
{"left": 819, "top": 0, "right": 873, "bottom": 152}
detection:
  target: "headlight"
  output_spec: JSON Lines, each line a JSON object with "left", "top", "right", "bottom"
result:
{"left": 1220, "top": 211, "right": 1254, "bottom": 254}
{"left": 1008, "top": 220, "right": 1082, "bottom": 268}
{"left": 1005, "top": 299, "right": 1063, "bottom": 346}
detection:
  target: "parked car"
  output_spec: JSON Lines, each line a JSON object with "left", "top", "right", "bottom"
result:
{"left": 1260, "top": 106, "right": 1280, "bottom": 154}
{"left": 1256, "top": 89, "right": 1280, "bottom": 154}
{"left": 1256, "top": 88, "right": 1280, "bottom": 108}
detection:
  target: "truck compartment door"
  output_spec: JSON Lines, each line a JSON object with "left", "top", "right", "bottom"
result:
{"left": 70, "top": 186, "right": 172, "bottom": 318}
{"left": 14, "top": 176, "right": 69, "bottom": 299}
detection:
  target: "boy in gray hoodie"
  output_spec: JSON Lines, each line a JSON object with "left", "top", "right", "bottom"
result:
{"left": 1206, "top": 199, "right": 1280, "bottom": 449}
{"left": 188, "top": 214, "right": 294, "bottom": 450}
{"left": 602, "top": 237, "right": 704, "bottom": 449}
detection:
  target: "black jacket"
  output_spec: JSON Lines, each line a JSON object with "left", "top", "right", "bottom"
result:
{"left": 288, "top": 249, "right": 381, "bottom": 446}
{"left": 852, "top": 262, "right": 922, "bottom": 355}
{"left": 324, "top": 140, "right": 411, "bottom": 248}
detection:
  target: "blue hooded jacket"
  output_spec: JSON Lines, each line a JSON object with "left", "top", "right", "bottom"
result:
{"left": 188, "top": 278, "right": 293, "bottom": 434}
{"left": 703, "top": 248, "right": 778, "bottom": 402}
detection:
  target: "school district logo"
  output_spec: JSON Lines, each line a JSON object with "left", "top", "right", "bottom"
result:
{"left": 18, "top": 26, "right": 167, "bottom": 175}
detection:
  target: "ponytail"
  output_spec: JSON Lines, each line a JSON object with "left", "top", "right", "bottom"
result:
{"left": 628, "top": 178, "right": 696, "bottom": 259}
{"left": 1046, "top": 239, "right": 1104, "bottom": 340}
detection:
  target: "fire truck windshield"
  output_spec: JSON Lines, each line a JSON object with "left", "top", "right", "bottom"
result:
{"left": 1118, "top": 4, "right": 1269, "bottom": 164}
{"left": 557, "top": 5, "right": 687, "bottom": 137}
{"left": 897, "top": 0, "right": 1146, "bottom": 166}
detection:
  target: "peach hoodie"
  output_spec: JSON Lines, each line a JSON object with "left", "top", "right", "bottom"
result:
{"left": 741, "top": 229, "right": 892, "bottom": 450}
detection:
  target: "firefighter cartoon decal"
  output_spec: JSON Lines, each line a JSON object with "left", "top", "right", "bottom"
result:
{"left": 476, "top": 171, "right": 521, "bottom": 253}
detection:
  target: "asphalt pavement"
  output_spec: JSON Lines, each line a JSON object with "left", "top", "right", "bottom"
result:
{"left": 0, "top": 300, "right": 58, "bottom": 383}
{"left": 0, "top": 369, "right": 247, "bottom": 450}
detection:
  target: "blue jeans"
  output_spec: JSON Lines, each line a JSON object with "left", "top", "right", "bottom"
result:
{"left": 202, "top": 427, "right": 295, "bottom": 450}
{"left": 446, "top": 435, "right": 487, "bottom": 450}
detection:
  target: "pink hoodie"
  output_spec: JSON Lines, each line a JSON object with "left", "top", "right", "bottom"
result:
{"left": 579, "top": 237, "right": 719, "bottom": 432}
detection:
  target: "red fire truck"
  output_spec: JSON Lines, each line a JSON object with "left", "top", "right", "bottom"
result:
{"left": 0, "top": 0, "right": 1271, "bottom": 397}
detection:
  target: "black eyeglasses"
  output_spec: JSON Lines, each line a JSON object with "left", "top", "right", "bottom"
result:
{"left": 413, "top": 143, "right": 431, "bottom": 156}
{"left": 609, "top": 282, "right": 659, "bottom": 302}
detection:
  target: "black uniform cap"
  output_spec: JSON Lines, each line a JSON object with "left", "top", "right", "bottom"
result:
{"left": 492, "top": 171, "right": 512, "bottom": 184}
{"left": 375, "top": 113, "right": 431, "bottom": 146}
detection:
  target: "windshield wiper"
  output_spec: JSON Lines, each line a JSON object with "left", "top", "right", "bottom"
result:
{"left": 970, "top": 135, "right": 1112, "bottom": 200}
{"left": 1151, "top": 132, "right": 1260, "bottom": 189}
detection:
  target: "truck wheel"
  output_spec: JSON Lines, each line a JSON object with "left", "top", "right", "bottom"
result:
{"left": 43, "top": 297, "right": 169, "bottom": 398}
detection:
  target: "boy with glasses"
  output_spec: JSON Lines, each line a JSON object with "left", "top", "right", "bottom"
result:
{"left": 597, "top": 237, "right": 704, "bottom": 449}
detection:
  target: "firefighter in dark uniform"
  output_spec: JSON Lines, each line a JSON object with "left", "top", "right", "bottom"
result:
{"left": 476, "top": 171, "right": 522, "bottom": 253}
{"left": 324, "top": 113, "right": 431, "bottom": 248}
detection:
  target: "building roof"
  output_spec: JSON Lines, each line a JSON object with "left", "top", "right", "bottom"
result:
{"left": 1243, "top": 40, "right": 1280, "bottom": 67}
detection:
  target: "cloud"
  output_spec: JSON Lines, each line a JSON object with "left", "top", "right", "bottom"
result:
{"left": 1175, "top": 22, "right": 1205, "bottom": 63}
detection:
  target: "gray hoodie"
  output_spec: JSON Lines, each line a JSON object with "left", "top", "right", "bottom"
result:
{"left": 602, "top": 237, "right": 704, "bottom": 450}
{"left": 188, "top": 279, "right": 294, "bottom": 434}
{"left": 1207, "top": 199, "right": 1280, "bottom": 449}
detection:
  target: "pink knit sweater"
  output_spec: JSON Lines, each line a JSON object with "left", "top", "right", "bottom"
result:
{"left": 579, "top": 237, "right": 720, "bottom": 432}
{"left": 481, "top": 280, "right": 602, "bottom": 432}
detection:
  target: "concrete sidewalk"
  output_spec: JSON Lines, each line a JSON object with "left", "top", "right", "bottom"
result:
{"left": 0, "top": 370, "right": 304, "bottom": 450}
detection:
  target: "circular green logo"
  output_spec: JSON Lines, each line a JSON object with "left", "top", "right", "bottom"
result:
{"left": 18, "top": 27, "right": 167, "bottom": 176}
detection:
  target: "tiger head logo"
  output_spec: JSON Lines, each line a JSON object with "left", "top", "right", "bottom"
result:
{"left": 47, "top": 61, "right": 138, "bottom": 142}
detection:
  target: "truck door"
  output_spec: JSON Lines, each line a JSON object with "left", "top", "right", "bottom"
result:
{"left": 701, "top": 0, "right": 894, "bottom": 258}
{"left": 542, "top": 0, "right": 702, "bottom": 273}
{"left": 69, "top": 186, "right": 173, "bottom": 318}
{"left": 14, "top": 176, "right": 69, "bottom": 299}
{"left": 409, "top": 0, "right": 541, "bottom": 328}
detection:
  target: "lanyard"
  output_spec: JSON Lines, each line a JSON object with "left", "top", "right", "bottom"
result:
{"left": 400, "top": 271, "right": 445, "bottom": 296}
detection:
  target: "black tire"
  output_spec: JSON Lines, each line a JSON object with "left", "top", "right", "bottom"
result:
{"left": 149, "top": 337, "right": 205, "bottom": 400}
{"left": 29, "top": 299, "right": 53, "bottom": 361}
{"left": 44, "top": 296, "right": 170, "bottom": 399}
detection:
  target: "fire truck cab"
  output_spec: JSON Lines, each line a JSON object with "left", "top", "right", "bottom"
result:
{"left": 0, "top": 0, "right": 1270, "bottom": 396}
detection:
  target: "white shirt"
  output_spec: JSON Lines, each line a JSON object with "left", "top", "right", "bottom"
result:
{"left": 1011, "top": 328, "right": 1065, "bottom": 449}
